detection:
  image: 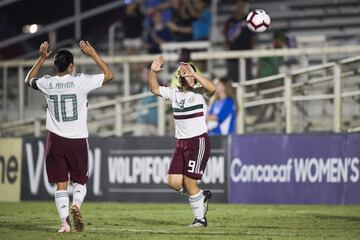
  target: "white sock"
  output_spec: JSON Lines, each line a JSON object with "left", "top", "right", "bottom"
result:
{"left": 72, "top": 183, "right": 87, "bottom": 208}
{"left": 189, "top": 190, "right": 204, "bottom": 220}
{"left": 178, "top": 188, "right": 188, "bottom": 196}
{"left": 55, "top": 190, "right": 69, "bottom": 224}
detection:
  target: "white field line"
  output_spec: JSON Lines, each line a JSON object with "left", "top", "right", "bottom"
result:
{"left": 42, "top": 226, "right": 229, "bottom": 235}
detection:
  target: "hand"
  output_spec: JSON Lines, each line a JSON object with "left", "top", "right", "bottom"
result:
{"left": 167, "top": 21, "right": 178, "bottom": 32}
{"left": 79, "top": 40, "right": 97, "bottom": 57}
{"left": 179, "top": 62, "right": 195, "bottom": 78}
{"left": 151, "top": 56, "right": 165, "bottom": 73}
{"left": 39, "top": 41, "right": 52, "bottom": 60}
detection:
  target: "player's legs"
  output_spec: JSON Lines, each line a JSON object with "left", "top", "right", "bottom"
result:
{"left": 183, "top": 176, "right": 207, "bottom": 227}
{"left": 167, "top": 174, "right": 183, "bottom": 191}
{"left": 168, "top": 141, "right": 187, "bottom": 195}
{"left": 183, "top": 176, "right": 200, "bottom": 195}
{"left": 70, "top": 200, "right": 85, "bottom": 232}
{"left": 183, "top": 134, "right": 211, "bottom": 227}
{"left": 70, "top": 182, "right": 86, "bottom": 232}
{"left": 66, "top": 138, "right": 88, "bottom": 232}
{"left": 66, "top": 138, "right": 89, "bottom": 187}
{"left": 45, "top": 132, "right": 71, "bottom": 233}
{"left": 72, "top": 183, "right": 87, "bottom": 208}
{"left": 55, "top": 181, "right": 71, "bottom": 233}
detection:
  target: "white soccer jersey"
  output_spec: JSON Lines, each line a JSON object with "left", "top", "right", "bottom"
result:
{"left": 35, "top": 73, "right": 104, "bottom": 139}
{"left": 159, "top": 86, "right": 208, "bottom": 139}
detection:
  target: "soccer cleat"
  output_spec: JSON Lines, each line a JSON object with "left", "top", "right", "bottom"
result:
{"left": 203, "top": 190, "right": 212, "bottom": 216}
{"left": 57, "top": 217, "right": 71, "bottom": 233}
{"left": 189, "top": 217, "right": 207, "bottom": 227}
{"left": 70, "top": 204, "right": 84, "bottom": 232}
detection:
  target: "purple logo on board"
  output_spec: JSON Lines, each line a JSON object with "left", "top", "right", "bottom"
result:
{"left": 229, "top": 134, "right": 360, "bottom": 204}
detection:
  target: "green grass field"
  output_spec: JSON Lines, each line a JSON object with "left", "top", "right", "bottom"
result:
{"left": 0, "top": 202, "right": 359, "bottom": 240}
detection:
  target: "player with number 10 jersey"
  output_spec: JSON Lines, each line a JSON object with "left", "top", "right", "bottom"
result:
{"left": 37, "top": 70, "right": 103, "bottom": 138}
{"left": 24, "top": 41, "right": 114, "bottom": 233}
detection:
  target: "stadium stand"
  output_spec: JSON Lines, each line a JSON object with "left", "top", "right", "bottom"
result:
{"left": 1, "top": 0, "right": 360, "bottom": 136}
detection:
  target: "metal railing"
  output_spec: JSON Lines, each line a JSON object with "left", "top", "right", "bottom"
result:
{"left": 1, "top": 57, "right": 360, "bottom": 136}
{"left": 2, "top": 47, "right": 360, "bottom": 136}
{"left": 2, "top": 45, "right": 360, "bottom": 121}
{"left": 234, "top": 55, "right": 360, "bottom": 134}
{"left": 108, "top": 22, "right": 123, "bottom": 57}
{"left": 0, "top": 92, "right": 166, "bottom": 137}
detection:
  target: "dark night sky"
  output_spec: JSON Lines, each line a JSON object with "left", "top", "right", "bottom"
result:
{"left": 2, "top": 0, "right": 116, "bottom": 31}
{"left": 0, "top": 0, "right": 124, "bottom": 58}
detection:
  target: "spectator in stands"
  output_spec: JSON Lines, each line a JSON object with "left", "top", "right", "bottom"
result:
{"left": 258, "top": 31, "right": 286, "bottom": 78}
{"left": 190, "top": 0, "right": 212, "bottom": 41}
{"left": 207, "top": 78, "right": 237, "bottom": 135}
{"left": 224, "top": 0, "right": 255, "bottom": 82}
{"left": 254, "top": 31, "right": 286, "bottom": 123}
{"left": 135, "top": 64, "right": 158, "bottom": 136}
{"left": 145, "top": 0, "right": 173, "bottom": 26}
{"left": 147, "top": 12, "right": 173, "bottom": 53}
{"left": 167, "top": 0, "right": 195, "bottom": 42}
{"left": 123, "top": 1, "right": 144, "bottom": 55}
{"left": 166, "top": 0, "right": 211, "bottom": 41}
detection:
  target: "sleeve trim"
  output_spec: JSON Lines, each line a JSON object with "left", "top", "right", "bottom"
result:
{"left": 29, "top": 78, "right": 39, "bottom": 90}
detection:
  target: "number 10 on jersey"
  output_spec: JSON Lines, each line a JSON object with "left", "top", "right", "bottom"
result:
{"left": 49, "top": 94, "right": 78, "bottom": 122}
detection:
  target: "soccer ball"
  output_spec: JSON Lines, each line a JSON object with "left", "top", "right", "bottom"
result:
{"left": 246, "top": 9, "right": 271, "bottom": 33}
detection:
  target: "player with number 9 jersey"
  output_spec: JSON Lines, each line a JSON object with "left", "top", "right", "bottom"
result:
{"left": 149, "top": 56, "right": 216, "bottom": 227}
{"left": 24, "top": 41, "right": 114, "bottom": 233}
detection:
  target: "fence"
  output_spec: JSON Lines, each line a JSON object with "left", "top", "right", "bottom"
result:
{"left": 1, "top": 46, "right": 360, "bottom": 136}
{"left": 235, "top": 55, "right": 360, "bottom": 134}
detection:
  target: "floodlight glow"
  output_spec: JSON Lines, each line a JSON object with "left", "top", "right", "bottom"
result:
{"left": 29, "top": 24, "right": 38, "bottom": 34}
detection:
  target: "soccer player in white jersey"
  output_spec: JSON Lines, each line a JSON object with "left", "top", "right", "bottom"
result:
{"left": 149, "top": 56, "right": 216, "bottom": 227}
{"left": 24, "top": 41, "right": 114, "bottom": 233}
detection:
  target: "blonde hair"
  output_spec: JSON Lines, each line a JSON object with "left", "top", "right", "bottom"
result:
{"left": 210, "top": 78, "right": 237, "bottom": 111}
{"left": 215, "top": 78, "right": 235, "bottom": 100}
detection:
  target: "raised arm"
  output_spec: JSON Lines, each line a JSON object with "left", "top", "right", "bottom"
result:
{"left": 149, "top": 56, "right": 165, "bottom": 96}
{"left": 79, "top": 40, "right": 114, "bottom": 84}
{"left": 147, "top": 1, "right": 171, "bottom": 16}
{"left": 25, "top": 41, "right": 52, "bottom": 87}
{"left": 167, "top": 21, "right": 192, "bottom": 34}
{"left": 181, "top": 63, "right": 216, "bottom": 96}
